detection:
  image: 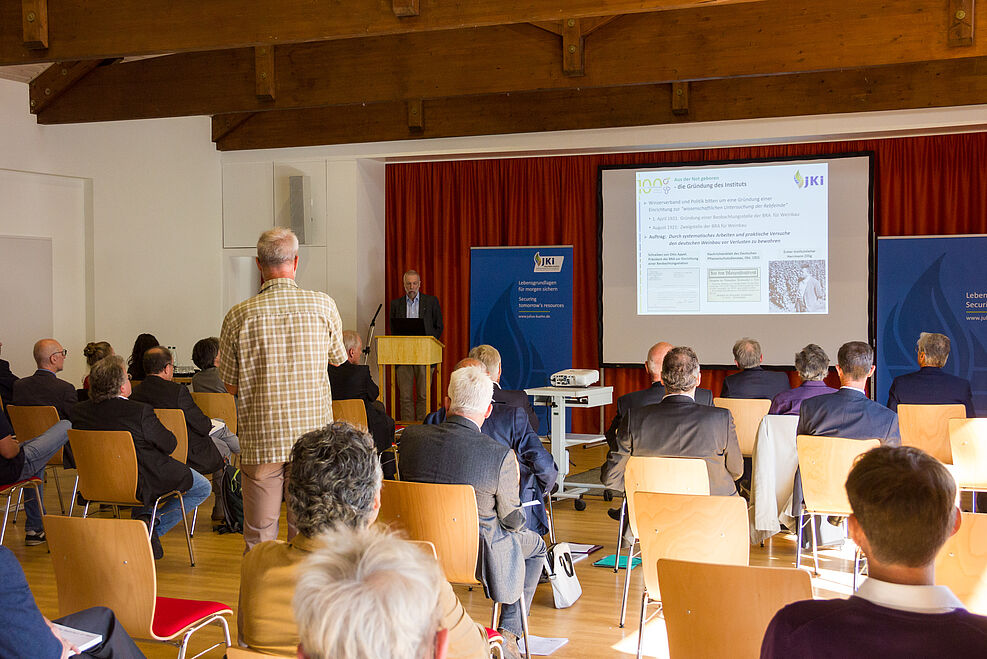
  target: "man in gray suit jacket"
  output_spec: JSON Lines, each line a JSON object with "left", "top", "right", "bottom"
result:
{"left": 604, "top": 346, "right": 743, "bottom": 497}
{"left": 389, "top": 269, "right": 443, "bottom": 421}
{"left": 400, "top": 365, "right": 545, "bottom": 659}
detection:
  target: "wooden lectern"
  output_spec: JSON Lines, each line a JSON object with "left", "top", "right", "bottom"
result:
{"left": 377, "top": 336, "right": 444, "bottom": 424}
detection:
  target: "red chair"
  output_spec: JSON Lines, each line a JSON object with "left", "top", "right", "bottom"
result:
{"left": 0, "top": 478, "right": 42, "bottom": 545}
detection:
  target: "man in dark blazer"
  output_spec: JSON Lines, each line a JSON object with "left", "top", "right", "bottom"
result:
{"left": 762, "top": 446, "right": 987, "bottom": 657}
{"left": 603, "top": 346, "right": 743, "bottom": 497}
{"left": 389, "top": 269, "right": 443, "bottom": 421}
{"left": 468, "top": 344, "right": 539, "bottom": 431}
{"left": 328, "top": 331, "right": 396, "bottom": 478}
{"left": 720, "top": 337, "right": 791, "bottom": 400}
{"left": 401, "top": 365, "right": 545, "bottom": 658}
{"left": 425, "top": 358, "right": 558, "bottom": 536}
{"left": 798, "top": 342, "right": 901, "bottom": 446}
{"left": 0, "top": 341, "right": 17, "bottom": 413}
{"left": 72, "top": 355, "right": 211, "bottom": 558}
{"left": 887, "top": 332, "right": 975, "bottom": 417}
{"left": 12, "top": 338, "right": 78, "bottom": 421}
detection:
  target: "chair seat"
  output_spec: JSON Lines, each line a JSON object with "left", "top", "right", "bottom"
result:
{"left": 485, "top": 628, "right": 503, "bottom": 643}
{"left": 0, "top": 477, "right": 42, "bottom": 494}
{"left": 152, "top": 596, "right": 232, "bottom": 639}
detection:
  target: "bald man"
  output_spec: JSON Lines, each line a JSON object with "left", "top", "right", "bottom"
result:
{"left": 12, "top": 339, "right": 78, "bottom": 423}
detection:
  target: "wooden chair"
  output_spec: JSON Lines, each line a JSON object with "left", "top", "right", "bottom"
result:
{"left": 631, "top": 492, "right": 749, "bottom": 659}
{"left": 0, "top": 477, "right": 42, "bottom": 545}
{"left": 935, "top": 512, "right": 987, "bottom": 615}
{"left": 377, "top": 479, "right": 519, "bottom": 659}
{"left": 191, "top": 391, "right": 237, "bottom": 435}
{"left": 615, "top": 456, "right": 710, "bottom": 628}
{"left": 713, "top": 397, "right": 772, "bottom": 456}
{"left": 949, "top": 419, "right": 987, "bottom": 511}
{"left": 332, "top": 399, "right": 369, "bottom": 431}
{"left": 658, "top": 558, "right": 813, "bottom": 659}
{"left": 226, "top": 650, "right": 277, "bottom": 658}
{"left": 44, "top": 515, "right": 232, "bottom": 659}
{"left": 68, "top": 429, "right": 196, "bottom": 566}
{"left": 153, "top": 408, "right": 189, "bottom": 464}
{"left": 899, "top": 404, "right": 966, "bottom": 463}
{"left": 7, "top": 404, "right": 78, "bottom": 515}
{"left": 795, "top": 435, "right": 880, "bottom": 581}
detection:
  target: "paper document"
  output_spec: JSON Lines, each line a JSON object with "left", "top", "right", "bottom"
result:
{"left": 518, "top": 635, "right": 569, "bottom": 656}
{"left": 52, "top": 623, "right": 101, "bottom": 654}
{"left": 567, "top": 543, "right": 603, "bottom": 554}
{"left": 209, "top": 419, "right": 227, "bottom": 435}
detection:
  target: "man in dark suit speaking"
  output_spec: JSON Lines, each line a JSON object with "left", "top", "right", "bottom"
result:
{"left": 603, "top": 346, "right": 743, "bottom": 497}
{"left": 389, "top": 269, "right": 443, "bottom": 421}
{"left": 887, "top": 332, "right": 975, "bottom": 416}
{"left": 401, "top": 365, "right": 545, "bottom": 659}
{"left": 721, "top": 337, "right": 790, "bottom": 400}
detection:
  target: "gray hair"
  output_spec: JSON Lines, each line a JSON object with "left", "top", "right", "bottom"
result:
{"left": 293, "top": 525, "right": 442, "bottom": 659}
{"left": 662, "top": 346, "right": 700, "bottom": 394}
{"left": 403, "top": 269, "right": 420, "bottom": 281}
{"left": 448, "top": 366, "right": 493, "bottom": 416}
{"left": 917, "top": 332, "right": 950, "bottom": 367}
{"left": 732, "top": 338, "right": 762, "bottom": 369}
{"left": 341, "top": 330, "right": 362, "bottom": 353}
{"left": 89, "top": 355, "right": 127, "bottom": 403}
{"left": 795, "top": 344, "right": 830, "bottom": 381}
{"left": 256, "top": 227, "right": 299, "bottom": 267}
{"left": 837, "top": 341, "right": 874, "bottom": 380}
{"left": 287, "top": 422, "right": 383, "bottom": 536}
{"left": 467, "top": 345, "right": 501, "bottom": 377}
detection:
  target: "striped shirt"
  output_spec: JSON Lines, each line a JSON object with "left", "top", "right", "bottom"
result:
{"left": 219, "top": 278, "right": 347, "bottom": 464}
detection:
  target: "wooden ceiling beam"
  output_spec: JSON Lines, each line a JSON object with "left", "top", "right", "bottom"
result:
{"left": 28, "top": 59, "right": 107, "bottom": 112}
{"left": 0, "top": 0, "right": 765, "bottom": 66}
{"left": 33, "top": 0, "right": 987, "bottom": 124}
{"left": 21, "top": 0, "right": 47, "bottom": 49}
{"left": 213, "top": 57, "right": 987, "bottom": 151}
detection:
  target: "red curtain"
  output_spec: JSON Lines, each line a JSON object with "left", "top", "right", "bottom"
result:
{"left": 386, "top": 133, "right": 987, "bottom": 431}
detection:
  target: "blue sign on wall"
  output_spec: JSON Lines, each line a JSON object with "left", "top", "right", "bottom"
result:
{"left": 876, "top": 236, "right": 987, "bottom": 415}
{"left": 470, "top": 246, "right": 574, "bottom": 434}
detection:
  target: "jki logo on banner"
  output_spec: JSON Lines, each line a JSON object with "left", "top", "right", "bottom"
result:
{"left": 534, "top": 252, "right": 564, "bottom": 273}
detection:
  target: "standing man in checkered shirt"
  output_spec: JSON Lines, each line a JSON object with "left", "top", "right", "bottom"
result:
{"left": 220, "top": 227, "right": 348, "bottom": 551}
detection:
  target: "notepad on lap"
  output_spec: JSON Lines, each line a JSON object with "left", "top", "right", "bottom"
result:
{"left": 52, "top": 623, "right": 101, "bottom": 654}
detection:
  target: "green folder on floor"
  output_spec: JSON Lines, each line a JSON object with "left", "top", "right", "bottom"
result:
{"left": 593, "top": 554, "right": 641, "bottom": 569}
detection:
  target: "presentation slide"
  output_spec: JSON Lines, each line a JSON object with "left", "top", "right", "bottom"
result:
{"left": 600, "top": 155, "right": 872, "bottom": 366}
{"left": 636, "top": 163, "right": 828, "bottom": 315}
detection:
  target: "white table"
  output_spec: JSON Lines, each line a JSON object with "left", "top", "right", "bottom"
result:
{"left": 525, "top": 385, "right": 613, "bottom": 506}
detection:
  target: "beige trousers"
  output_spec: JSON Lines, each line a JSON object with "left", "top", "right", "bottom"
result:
{"left": 241, "top": 461, "right": 297, "bottom": 552}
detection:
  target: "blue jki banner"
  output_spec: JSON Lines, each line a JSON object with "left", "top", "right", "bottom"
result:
{"left": 876, "top": 236, "right": 987, "bottom": 415}
{"left": 470, "top": 246, "right": 574, "bottom": 435}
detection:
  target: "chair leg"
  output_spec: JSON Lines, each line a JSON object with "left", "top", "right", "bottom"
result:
{"left": 68, "top": 476, "right": 79, "bottom": 517}
{"left": 491, "top": 602, "right": 501, "bottom": 630}
{"left": 853, "top": 546, "right": 861, "bottom": 591}
{"left": 795, "top": 510, "right": 804, "bottom": 569}
{"left": 82, "top": 501, "right": 90, "bottom": 518}
{"left": 190, "top": 507, "right": 198, "bottom": 538}
{"left": 1, "top": 492, "right": 10, "bottom": 545}
{"left": 544, "top": 493, "right": 556, "bottom": 545}
{"left": 49, "top": 467, "right": 65, "bottom": 515}
{"left": 973, "top": 490, "right": 978, "bottom": 514}
{"left": 636, "top": 592, "right": 649, "bottom": 659}
{"left": 618, "top": 539, "right": 636, "bottom": 628}
{"left": 177, "top": 492, "right": 195, "bottom": 567}
{"left": 12, "top": 488, "right": 22, "bottom": 523}
{"left": 809, "top": 513, "right": 819, "bottom": 576}
{"left": 518, "top": 593, "right": 532, "bottom": 659}
{"left": 614, "top": 499, "right": 627, "bottom": 574}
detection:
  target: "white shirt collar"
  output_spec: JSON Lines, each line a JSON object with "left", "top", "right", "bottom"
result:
{"left": 663, "top": 390, "right": 695, "bottom": 401}
{"left": 855, "top": 577, "right": 966, "bottom": 614}
{"left": 840, "top": 385, "right": 867, "bottom": 395}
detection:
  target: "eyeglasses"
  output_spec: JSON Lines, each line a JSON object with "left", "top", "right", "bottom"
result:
{"left": 56, "top": 349, "right": 67, "bottom": 357}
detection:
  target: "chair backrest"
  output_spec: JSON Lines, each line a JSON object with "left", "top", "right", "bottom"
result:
{"left": 935, "top": 512, "right": 987, "bottom": 615}
{"left": 6, "top": 405, "right": 62, "bottom": 465}
{"left": 332, "top": 399, "right": 369, "bottom": 431}
{"left": 44, "top": 515, "right": 156, "bottom": 639}
{"left": 153, "top": 408, "right": 188, "bottom": 463}
{"left": 714, "top": 398, "right": 772, "bottom": 455}
{"left": 899, "top": 404, "right": 966, "bottom": 464}
{"left": 632, "top": 492, "right": 749, "bottom": 598}
{"left": 191, "top": 391, "right": 237, "bottom": 435}
{"left": 658, "top": 558, "right": 813, "bottom": 659}
{"left": 376, "top": 480, "right": 480, "bottom": 585}
{"left": 949, "top": 419, "right": 987, "bottom": 490}
{"left": 226, "top": 649, "right": 275, "bottom": 659}
{"left": 624, "top": 456, "right": 710, "bottom": 537}
{"left": 67, "top": 429, "right": 141, "bottom": 505}
{"left": 796, "top": 435, "right": 880, "bottom": 515}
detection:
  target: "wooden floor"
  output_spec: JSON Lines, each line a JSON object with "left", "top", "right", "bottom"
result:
{"left": 7, "top": 479, "right": 859, "bottom": 658}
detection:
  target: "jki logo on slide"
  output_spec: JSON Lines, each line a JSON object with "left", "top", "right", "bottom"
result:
{"left": 794, "top": 170, "right": 824, "bottom": 189}
{"left": 534, "top": 252, "right": 564, "bottom": 273}
{"left": 637, "top": 177, "right": 671, "bottom": 194}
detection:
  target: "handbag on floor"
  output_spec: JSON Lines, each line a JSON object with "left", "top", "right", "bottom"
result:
{"left": 544, "top": 542, "right": 582, "bottom": 608}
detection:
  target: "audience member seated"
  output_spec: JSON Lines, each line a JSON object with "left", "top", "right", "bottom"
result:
{"left": 887, "top": 332, "right": 975, "bottom": 416}
{"left": 721, "top": 337, "right": 791, "bottom": 400}
{"left": 13, "top": 338, "right": 78, "bottom": 422}
{"left": 0, "top": 340, "right": 17, "bottom": 412}
{"left": 81, "top": 341, "right": 113, "bottom": 391}
{"left": 603, "top": 346, "right": 743, "bottom": 497}
{"left": 130, "top": 346, "right": 229, "bottom": 523}
{"left": 126, "top": 332, "right": 159, "bottom": 382}
{"left": 72, "top": 355, "right": 210, "bottom": 559}
{"left": 768, "top": 344, "right": 837, "bottom": 416}
{"left": 293, "top": 525, "right": 449, "bottom": 659}
{"left": 327, "top": 330, "right": 397, "bottom": 479}
{"left": 468, "top": 344, "right": 539, "bottom": 430}
{"left": 238, "top": 421, "right": 487, "bottom": 658}
{"left": 0, "top": 546, "right": 146, "bottom": 658}
{"left": 798, "top": 341, "right": 901, "bottom": 446}
{"left": 401, "top": 366, "right": 546, "bottom": 659}
{"left": 190, "top": 336, "right": 226, "bottom": 394}
{"left": 0, "top": 395, "right": 70, "bottom": 546}
{"left": 761, "top": 446, "right": 987, "bottom": 657}
{"left": 425, "top": 358, "right": 558, "bottom": 537}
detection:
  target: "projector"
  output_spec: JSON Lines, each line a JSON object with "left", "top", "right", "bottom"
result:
{"left": 550, "top": 369, "right": 600, "bottom": 387}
